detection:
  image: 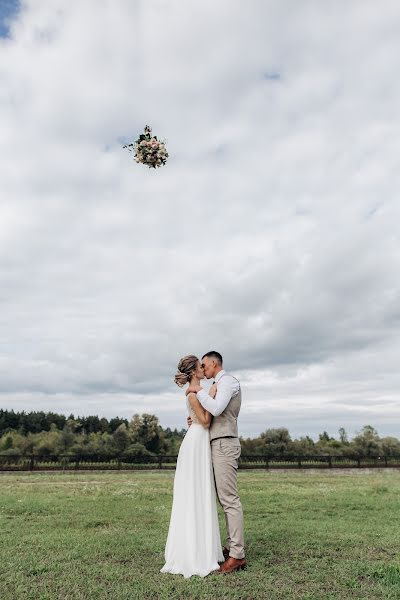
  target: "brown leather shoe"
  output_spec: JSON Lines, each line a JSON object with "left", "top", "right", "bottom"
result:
{"left": 217, "top": 556, "right": 247, "bottom": 574}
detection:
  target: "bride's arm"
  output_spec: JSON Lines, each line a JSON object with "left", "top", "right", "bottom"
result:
{"left": 188, "top": 393, "right": 212, "bottom": 429}
{"left": 186, "top": 385, "right": 214, "bottom": 427}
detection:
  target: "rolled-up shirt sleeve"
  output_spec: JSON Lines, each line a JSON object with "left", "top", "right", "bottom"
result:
{"left": 197, "top": 376, "right": 240, "bottom": 416}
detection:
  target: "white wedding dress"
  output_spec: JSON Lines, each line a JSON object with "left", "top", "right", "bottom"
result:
{"left": 160, "top": 397, "right": 224, "bottom": 578}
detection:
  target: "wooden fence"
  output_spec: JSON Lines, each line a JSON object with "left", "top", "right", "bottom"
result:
{"left": 0, "top": 453, "right": 399, "bottom": 471}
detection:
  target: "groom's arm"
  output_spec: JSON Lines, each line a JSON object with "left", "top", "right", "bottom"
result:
{"left": 190, "top": 377, "right": 239, "bottom": 417}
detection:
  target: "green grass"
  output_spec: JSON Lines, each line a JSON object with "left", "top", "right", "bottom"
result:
{"left": 0, "top": 470, "right": 399, "bottom": 599}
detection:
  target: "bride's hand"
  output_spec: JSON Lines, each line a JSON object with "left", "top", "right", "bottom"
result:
{"left": 209, "top": 383, "right": 217, "bottom": 399}
{"left": 185, "top": 384, "right": 201, "bottom": 396}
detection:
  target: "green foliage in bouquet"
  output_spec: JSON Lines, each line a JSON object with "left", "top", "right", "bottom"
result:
{"left": 123, "top": 125, "right": 168, "bottom": 169}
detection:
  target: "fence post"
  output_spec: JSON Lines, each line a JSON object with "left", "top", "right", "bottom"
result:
{"left": 158, "top": 456, "right": 163, "bottom": 470}
{"left": 328, "top": 456, "right": 332, "bottom": 468}
{"left": 30, "top": 453, "right": 34, "bottom": 471}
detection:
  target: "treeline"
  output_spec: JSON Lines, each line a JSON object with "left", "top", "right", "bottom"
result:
{"left": 0, "top": 409, "right": 399, "bottom": 460}
{"left": 0, "top": 410, "right": 129, "bottom": 436}
{"left": 0, "top": 410, "right": 186, "bottom": 460}
{"left": 240, "top": 426, "right": 400, "bottom": 458}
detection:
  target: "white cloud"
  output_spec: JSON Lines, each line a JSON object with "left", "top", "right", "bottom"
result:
{"left": 0, "top": 0, "right": 399, "bottom": 438}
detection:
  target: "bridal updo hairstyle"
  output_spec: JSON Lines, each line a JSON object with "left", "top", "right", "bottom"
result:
{"left": 174, "top": 355, "right": 199, "bottom": 387}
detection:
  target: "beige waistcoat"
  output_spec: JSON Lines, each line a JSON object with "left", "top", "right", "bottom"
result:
{"left": 209, "top": 374, "right": 241, "bottom": 442}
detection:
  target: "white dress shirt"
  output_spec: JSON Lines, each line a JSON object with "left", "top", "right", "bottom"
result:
{"left": 197, "top": 370, "right": 240, "bottom": 417}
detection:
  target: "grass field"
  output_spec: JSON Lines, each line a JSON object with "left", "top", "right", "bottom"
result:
{"left": 0, "top": 470, "right": 399, "bottom": 599}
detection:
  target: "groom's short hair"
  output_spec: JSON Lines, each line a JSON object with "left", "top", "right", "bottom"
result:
{"left": 202, "top": 351, "right": 223, "bottom": 365}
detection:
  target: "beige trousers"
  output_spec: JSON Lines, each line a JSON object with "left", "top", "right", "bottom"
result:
{"left": 211, "top": 437, "right": 245, "bottom": 559}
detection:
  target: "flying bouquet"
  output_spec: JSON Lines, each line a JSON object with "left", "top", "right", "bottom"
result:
{"left": 123, "top": 125, "right": 168, "bottom": 169}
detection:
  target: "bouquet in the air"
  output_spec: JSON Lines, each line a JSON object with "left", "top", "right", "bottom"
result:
{"left": 123, "top": 125, "right": 168, "bottom": 169}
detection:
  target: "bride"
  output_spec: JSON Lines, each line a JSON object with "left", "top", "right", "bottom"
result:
{"left": 160, "top": 355, "right": 224, "bottom": 578}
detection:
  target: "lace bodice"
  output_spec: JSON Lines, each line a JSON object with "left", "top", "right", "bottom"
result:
{"left": 186, "top": 396, "right": 201, "bottom": 424}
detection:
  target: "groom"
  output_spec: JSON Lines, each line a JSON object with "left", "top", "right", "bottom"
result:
{"left": 186, "top": 351, "right": 246, "bottom": 574}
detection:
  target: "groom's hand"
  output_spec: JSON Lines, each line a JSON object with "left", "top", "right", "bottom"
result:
{"left": 185, "top": 384, "right": 202, "bottom": 396}
{"left": 187, "top": 416, "right": 192, "bottom": 427}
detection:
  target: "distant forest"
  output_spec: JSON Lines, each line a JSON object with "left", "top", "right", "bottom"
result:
{"left": 0, "top": 409, "right": 399, "bottom": 459}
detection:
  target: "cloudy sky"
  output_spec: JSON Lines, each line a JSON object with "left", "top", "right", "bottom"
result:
{"left": 0, "top": 0, "right": 399, "bottom": 440}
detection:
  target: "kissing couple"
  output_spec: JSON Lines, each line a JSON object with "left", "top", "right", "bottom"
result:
{"left": 160, "top": 351, "right": 246, "bottom": 578}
